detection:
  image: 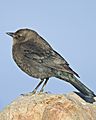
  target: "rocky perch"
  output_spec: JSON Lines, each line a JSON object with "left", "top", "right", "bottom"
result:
{"left": 0, "top": 92, "right": 96, "bottom": 120}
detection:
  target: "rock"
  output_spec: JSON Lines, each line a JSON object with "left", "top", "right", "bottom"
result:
{"left": 0, "top": 92, "right": 96, "bottom": 120}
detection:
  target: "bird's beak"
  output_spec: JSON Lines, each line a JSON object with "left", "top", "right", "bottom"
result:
{"left": 6, "top": 32, "right": 15, "bottom": 37}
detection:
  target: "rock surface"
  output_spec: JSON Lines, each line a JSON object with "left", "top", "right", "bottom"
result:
{"left": 0, "top": 92, "right": 96, "bottom": 120}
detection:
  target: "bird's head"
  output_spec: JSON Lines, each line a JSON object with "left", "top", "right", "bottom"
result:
{"left": 6, "top": 28, "right": 37, "bottom": 45}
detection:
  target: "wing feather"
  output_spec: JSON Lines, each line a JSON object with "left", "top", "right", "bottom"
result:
{"left": 20, "top": 40, "right": 79, "bottom": 77}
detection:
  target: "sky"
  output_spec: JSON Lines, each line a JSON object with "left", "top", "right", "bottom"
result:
{"left": 0, "top": 0, "right": 96, "bottom": 110}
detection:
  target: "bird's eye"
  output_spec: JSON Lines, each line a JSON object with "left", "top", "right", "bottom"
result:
{"left": 18, "top": 34, "right": 23, "bottom": 38}
{"left": 16, "top": 34, "right": 25, "bottom": 41}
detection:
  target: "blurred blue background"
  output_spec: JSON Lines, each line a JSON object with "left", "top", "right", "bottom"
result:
{"left": 0, "top": 0, "right": 96, "bottom": 110}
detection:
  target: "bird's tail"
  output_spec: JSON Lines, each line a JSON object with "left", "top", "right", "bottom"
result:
{"left": 56, "top": 71, "right": 95, "bottom": 97}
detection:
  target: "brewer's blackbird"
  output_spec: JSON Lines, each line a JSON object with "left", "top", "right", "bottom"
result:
{"left": 6, "top": 28, "right": 95, "bottom": 98}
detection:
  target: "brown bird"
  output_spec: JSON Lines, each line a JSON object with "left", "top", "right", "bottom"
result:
{"left": 6, "top": 28, "right": 95, "bottom": 98}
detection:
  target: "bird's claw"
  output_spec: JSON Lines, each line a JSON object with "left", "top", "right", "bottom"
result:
{"left": 21, "top": 90, "right": 36, "bottom": 96}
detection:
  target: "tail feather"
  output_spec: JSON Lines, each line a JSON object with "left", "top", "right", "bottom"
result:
{"left": 56, "top": 71, "right": 95, "bottom": 97}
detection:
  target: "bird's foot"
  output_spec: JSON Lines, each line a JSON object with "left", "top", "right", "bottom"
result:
{"left": 38, "top": 90, "right": 51, "bottom": 94}
{"left": 21, "top": 90, "right": 37, "bottom": 96}
{"left": 39, "top": 89, "right": 44, "bottom": 93}
{"left": 21, "top": 90, "right": 52, "bottom": 96}
{"left": 21, "top": 92, "right": 35, "bottom": 96}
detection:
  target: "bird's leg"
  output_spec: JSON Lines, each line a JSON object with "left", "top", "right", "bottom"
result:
{"left": 40, "top": 78, "right": 49, "bottom": 92}
{"left": 21, "top": 79, "right": 44, "bottom": 96}
{"left": 32, "top": 79, "right": 44, "bottom": 94}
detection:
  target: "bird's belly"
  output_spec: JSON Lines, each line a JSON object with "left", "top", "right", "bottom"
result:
{"left": 13, "top": 55, "right": 54, "bottom": 79}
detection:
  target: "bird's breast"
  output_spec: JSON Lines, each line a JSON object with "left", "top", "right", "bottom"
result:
{"left": 12, "top": 44, "right": 55, "bottom": 79}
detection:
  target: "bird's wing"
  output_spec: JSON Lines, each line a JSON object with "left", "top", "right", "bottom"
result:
{"left": 20, "top": 40, "right": 79, "bottom": 77}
